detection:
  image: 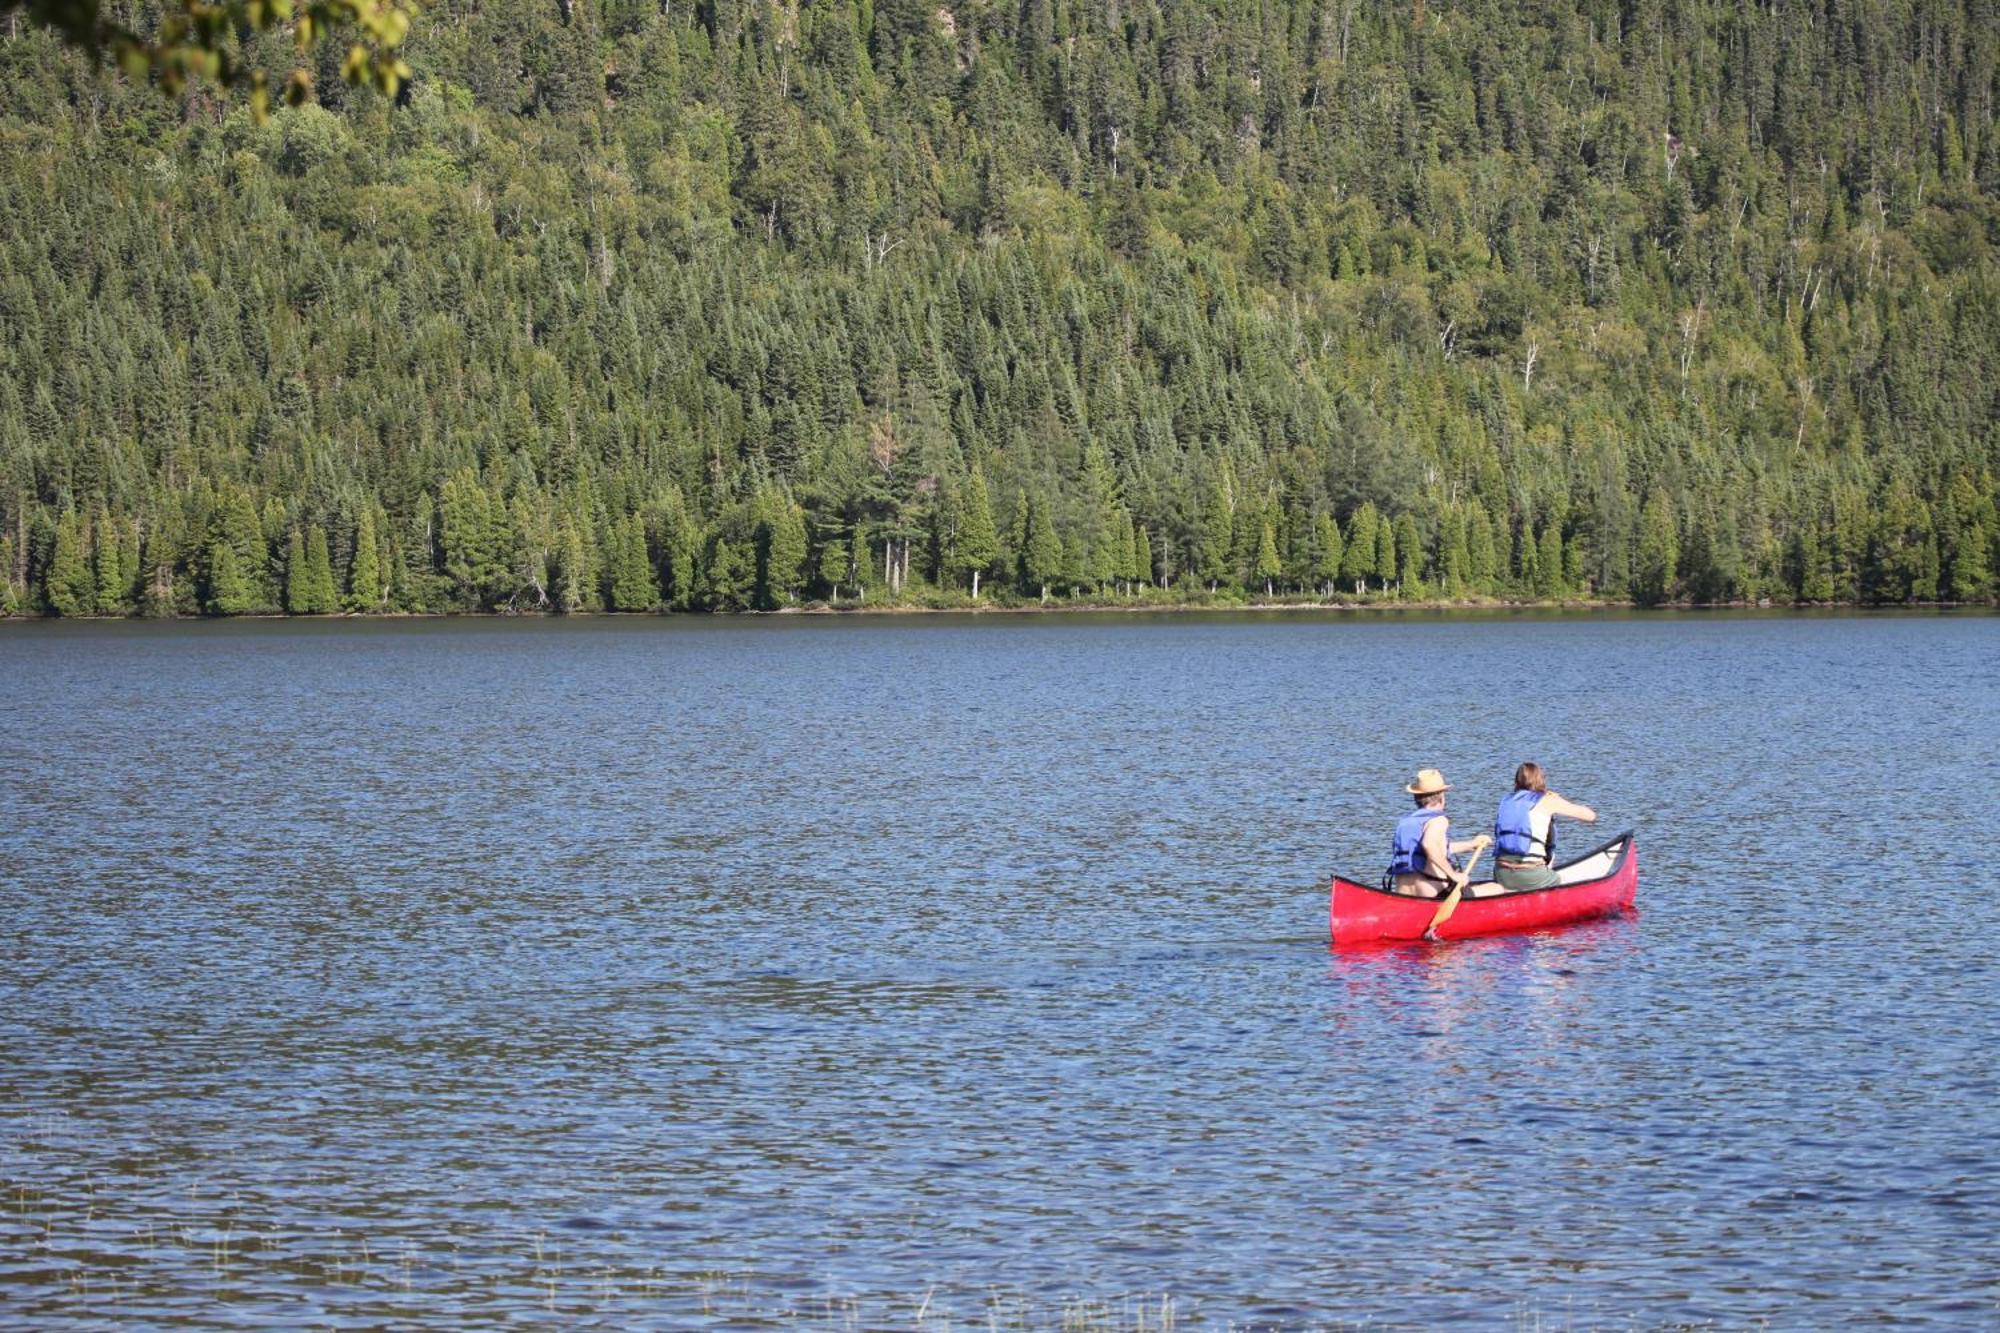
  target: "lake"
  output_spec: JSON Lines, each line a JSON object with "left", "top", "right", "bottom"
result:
{"left": 1, "top": 611, "right": 1996, "bottom": 1327}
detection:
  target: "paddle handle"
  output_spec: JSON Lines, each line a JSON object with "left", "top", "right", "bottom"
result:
{"left": 1423, "top": 840, "right": 1488, "bottom": 940}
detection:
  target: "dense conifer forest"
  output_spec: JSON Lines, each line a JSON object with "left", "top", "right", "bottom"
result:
{"left": 1, "top": 0, "right": 1996, "bottom": 616}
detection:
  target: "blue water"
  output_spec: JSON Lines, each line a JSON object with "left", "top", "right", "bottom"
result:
{"left": 1, "top": 611, "right": 1996, "bottom": 1327}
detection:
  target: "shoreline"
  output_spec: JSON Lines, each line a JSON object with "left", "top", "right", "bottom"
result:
{"left": 2, "top": 595, "right": 1990, "bottom": 624}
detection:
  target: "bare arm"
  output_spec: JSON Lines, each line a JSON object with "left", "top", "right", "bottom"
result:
{"left": 1423, "top": 818, "right": 1488, "bottom": 887}
{"left": 1543, "top": 791, "right": 1597, "bottom": 823}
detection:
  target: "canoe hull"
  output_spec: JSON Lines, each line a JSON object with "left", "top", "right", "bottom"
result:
{"left": 1330, "top": 833, "right": 1638, "bottom": 945}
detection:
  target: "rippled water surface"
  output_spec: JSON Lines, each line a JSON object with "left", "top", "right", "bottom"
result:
{"left": 2, "top": 611, "right": 1998, "bottom": 1328}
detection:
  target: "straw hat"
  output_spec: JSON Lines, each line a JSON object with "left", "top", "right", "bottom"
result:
{"left": 1404, "top": 768, "right": 1451, "bottom": 796}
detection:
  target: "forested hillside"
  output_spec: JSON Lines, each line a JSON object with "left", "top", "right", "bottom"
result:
{"left": 1, "top": 0, "right": 1997, "bottom": 616}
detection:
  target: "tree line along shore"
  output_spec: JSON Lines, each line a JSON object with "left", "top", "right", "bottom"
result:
{"left": 0, "top": 0, "right": 1995, "bottom": 619}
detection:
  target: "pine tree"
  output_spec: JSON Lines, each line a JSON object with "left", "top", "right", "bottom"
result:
{"left": 819, "top": 525, "right": 851, "bottom": 601}
{"left": 1375, "top": 516, "right": 1397, "bottom": 591}
{"left": 1256, "top": 518, "right": 1280, "bottom": 597}
{"left": 1636, "top": 493, "right": 1679, "bottom": 606}
{"left": 957, "top": 463, "right": 1000, "bottom": 598}
{"left": 1465, "top": 501, "right": 1499, "bottom": 592}
{"left": 1342, "top": 504, "right": 1377, "bottom": 593}
{"left": 1394, "top": 513, "right": 1424, "bottom": 597}
{"left": 441, "top": 469, "right": 506, "bottom": 610}
{"left": 610, "top": 514, "right": 659, "bottom": 610}
{"left": 347, "top": 509, "right": 382, "bottom": 611}
{"left": 301, "top": 525, "right": 338, "bottom": 612}
{"left": 1440, "top": 512, "right": 1469, "bottom": 596}
{"left": 1199, "top": 465, "right": 1233, "bottom": 591}
{"left": 1941, "top": 474, "right": 1995, "bottom": 601}
{"left": 558, "top": 522, "right": 586, "bottom": 613}
{"left": 1135, "top": 524, "right": 1154, "bottom": 591}
{"left": 47, "top": 510, "right": 88, "bottom": 617}
{"left": 706, "top": 536, "right": 753, "bottom": 611}
{"left": 847, "top": 526, "right": 870, "bottom": 602}
{"left": 1536, "top": 522, "right": 1565, "bottom": 599}
{"left": 207, "top": 537, "right": 254, "bottom": 614}
{"left": 761, "top": 497, "right": 808, "bottom": 607}
{"left": 1313, "top": 513, "right": 1342, "bottom": 595}
{"left": 1025, "top": 495, "right": 1062, "bottom": 603}
{"left": 93, "top": 511, "right": 126, "bottom": 614}
{"left": 1116, "top": 508, "right": 1138, "bottom": 594}
{"left": 285, "top": 529, "right": 311, "bottom": 613}
{"left": 0, "top": 535, "right": 18, "bottom": 615}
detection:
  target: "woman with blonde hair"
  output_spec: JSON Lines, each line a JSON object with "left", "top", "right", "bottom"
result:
{"left": 1492, "top": 762, "right": 1597, "bottom": 891}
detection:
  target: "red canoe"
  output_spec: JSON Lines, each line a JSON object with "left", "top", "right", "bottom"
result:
{"left": 1331, "top": 832, "right": 1638, "bottom": 945}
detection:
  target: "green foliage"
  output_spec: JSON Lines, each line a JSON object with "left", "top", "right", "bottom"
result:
{"left": 957, "top": 462, "right": 999, "bottom": 597}
{"left": 0, "top": 0, "right": 1994, "bottom": 618}
{"left": 1255, "top": 519, "right": 1280, "bottom": 596}
{"left": 1313, "top": 514, "right": 1342, "bottom": 594}
{"left": 1394, "top": 514, "right": 1424, "bottom": 598}
{"left": 93, "top": 511, "right": 128, "bottom": 614}
{"left": 46, "top": 510, "right": 88, "bottom": 617}
{"left": 347, "top": 508, "right": 382, "bottom": 611}
{"left": 1023, "top": 494, "right": 1061, "bottom": 602}
{"left": 1535, "top": 524, "right": 1565, "bottom": 600}
{"left": 4, "top": 0, "right": 417, "bottom": 119}
{"left": 757, "top": 493, "right": 808, "bottom": 608}
{"left": 608, "top": 513, "right": 657, "bottom": 611}
{"left": 1636, "top": 494, "right": 1680, "bottom": 607}
{"left": 300, "top": 525, "right": 339, "bottom": 612}
{"left": 1342, "top": 506, "right": 1379, "bottom": 593}
{"left": 0, "top": 536, "right": 18, "bottom": 615}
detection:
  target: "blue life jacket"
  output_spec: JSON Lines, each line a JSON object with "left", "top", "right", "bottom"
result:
{"left": 1388, "top": 807, "right": 1446, "bottom": 877}
{"left": 1494, "top": 789, "right": 1552, "bottom": 861}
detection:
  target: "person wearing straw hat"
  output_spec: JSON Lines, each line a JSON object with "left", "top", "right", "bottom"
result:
{"left": 1385, "top": 768, "right": 1491, "bottom": 898}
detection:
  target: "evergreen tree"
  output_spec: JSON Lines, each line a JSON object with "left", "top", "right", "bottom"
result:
{"left": 1466, "top": 501, "right": 1499, "bottom": 593}
{"left": 1025, "top": 495, "right": 1062, "bottom": 603}
{"left": 47, "top": 510, "right": 88, "bottom": 617}
{"left": 956, "top": 463, "right": 1000, "bottom": 599}
{"left": 1313, "top": 513, "right": 1342, "bottom": 596}
{"left": 301, "top": 525, "right": 338, "bottom": 612}
{"left": 285, "top": 529, "right": 312, "bottom": 614}
{"left": 1115, "top": 509, "right": 1138, "bottom": 594}
{"left": 1342, "top": 505, "right": 1377, "bottom": 594}
{"left": 761, "top": 497, "right": 809, "bottom": 607}
{"left": 1394, "top": 513, "right": 1424, "bottom": 597}
{"left": 93, "top": 512, "right": 126, "bottom": 614}
{"left": 206, "top": 537, "right": 255, "bottom": 615}
{"left": 847, "top": 526, "right": 870, "bottom": 603}
{"left": 557, "top": 522, "right": 587, "bottom": 613}
{"left": 610, "top": 514, "right": 659, "bottom": 610}
{"left": 819, "top": 525, "right": 852, "bottom": 601}
{"left": 1636, "top": 493, "right": 1680, "bottom": 606}
{"left": 1536, "top": 522, "right": 1565, "bottom": 599}
{"left": 1198, "top": 465, "right": 1234, "bottom": 592}
{"left": 1256, "top": 518, "right": 1281, "bottom": 597}
{"left": 440, "top": 469, "right": 507, "bottom": 610}
{"left": 0, "top": 535, "right": 17, "bottom": 615}
{"left": 347, "top": 509, "right": 382, "bottom": 611}
{"left": 1942, "top": 474, "right": 1995, "bottom": 601}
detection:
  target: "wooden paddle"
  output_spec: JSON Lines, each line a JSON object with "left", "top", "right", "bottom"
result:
{"left": 1423, "top": 840, "right": 1489, "bottom": 942}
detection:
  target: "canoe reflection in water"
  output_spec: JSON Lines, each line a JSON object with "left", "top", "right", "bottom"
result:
{"left": 1331, "top": 832, "right": 1639, "bottom": 946}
